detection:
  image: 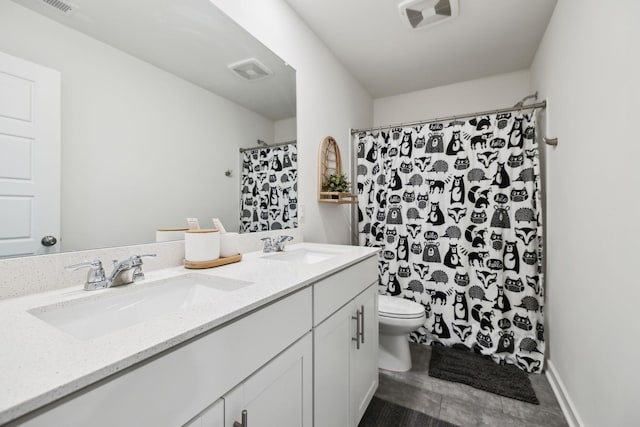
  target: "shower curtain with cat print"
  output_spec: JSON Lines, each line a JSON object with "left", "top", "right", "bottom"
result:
{"left": 239, "top": 143, "right": 298, "bottom": 233}
{"left": 356, "top": 112, "right": 545, "bottom": 372}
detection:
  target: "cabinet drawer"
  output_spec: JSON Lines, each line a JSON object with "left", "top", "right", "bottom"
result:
{"left": 19, "top": 287, "right": 312, "bottom": 427}
{"left": 313, "top": 255, "right": 377, "bottom": 326}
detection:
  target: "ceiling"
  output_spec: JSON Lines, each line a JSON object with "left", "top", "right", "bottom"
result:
{"left": 13, "top": 0, "right": 296, "bottom": 121}
{"left": 285, "top": 0, "right": 557, "bottom": 98}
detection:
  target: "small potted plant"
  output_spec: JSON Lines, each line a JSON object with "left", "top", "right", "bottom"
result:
{"left": 324, "top": 173, "right": 351, "bottom": 194}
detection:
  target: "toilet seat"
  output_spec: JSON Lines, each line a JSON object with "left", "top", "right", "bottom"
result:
{"left": 378, "top": 295, "right": 424, "bottom": 319}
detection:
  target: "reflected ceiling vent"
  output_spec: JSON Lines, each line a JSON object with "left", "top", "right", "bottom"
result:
{"left": 228, "top": 58, "right": 273, "bottom": 82}
{"left": 39, "top": 0, "right": 77, "bottom": 16}
{"left": 398, "top": 0, "right": 459, "bottom": 30}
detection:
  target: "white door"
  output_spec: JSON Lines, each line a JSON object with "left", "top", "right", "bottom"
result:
{"left": 0, "top": 50, "right": 60, "bottom": 257}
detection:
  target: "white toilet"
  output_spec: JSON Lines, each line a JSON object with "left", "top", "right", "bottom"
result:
{"left": 378, "top": 295, "right": 427, "bottom": 372}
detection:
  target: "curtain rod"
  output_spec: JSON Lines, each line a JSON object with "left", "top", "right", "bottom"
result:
{"left": 239, "top": 140, "right": 297, "bottom": 153}
{"left": 350, "top": 101, "right": 547, "bottom": 135}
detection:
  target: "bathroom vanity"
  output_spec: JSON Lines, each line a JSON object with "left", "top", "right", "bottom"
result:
{"left": 0, "top": 243, "right": 379, "bottom": 427}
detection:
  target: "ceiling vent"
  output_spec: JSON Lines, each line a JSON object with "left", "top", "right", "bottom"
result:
{"left": 39, "top": 0, "right": 77, "bottom": 16}
{"left": 228, "top": 58, "right": 273, "bottom": 82}
{"left": 398, "top": 0, "right": 459, "bottom": 30}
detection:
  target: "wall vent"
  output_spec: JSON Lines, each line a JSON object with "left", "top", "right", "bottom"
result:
{"left": 39, "top": 0, "right": 77, "bottom": 15}
{"left": 398, "top": 0, "right": 459, "bottom": 30}
{"left": 228, "top": 58, "right": 272, "bottom": 82}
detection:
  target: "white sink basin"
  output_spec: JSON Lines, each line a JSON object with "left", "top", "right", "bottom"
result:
{"left": 29, "top": 274, "right": 252, "bottom": 340}
{"left": 264, "top": 248, "right": 342, "bottom": 264}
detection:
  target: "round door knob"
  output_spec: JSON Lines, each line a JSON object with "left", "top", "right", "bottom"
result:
{"left": 41, "top": 236, "right": 58, "bottom": 247}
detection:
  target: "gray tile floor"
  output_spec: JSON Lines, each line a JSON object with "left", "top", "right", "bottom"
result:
{"left": 374, "top": 343, "right": 569, "bottom": 427}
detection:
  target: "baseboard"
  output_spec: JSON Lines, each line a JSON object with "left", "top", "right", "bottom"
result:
{"left": 545, "top": 360, "right": 585, "bottom": 427}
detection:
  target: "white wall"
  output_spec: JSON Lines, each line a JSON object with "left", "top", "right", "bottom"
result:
{"left": 373, "top": 70, "right": 531, "bottom": 126}
{"left": 0, "top": 2, "right": 275, "bottom": 252}
{"left": 212, "top": 0, "right": 374, "bottom": 245}
{"left": 530, "top": 1, "right": 640, "bottom": 426}
{"left": 274, "top": 117, "right": 297, "bottom": 143}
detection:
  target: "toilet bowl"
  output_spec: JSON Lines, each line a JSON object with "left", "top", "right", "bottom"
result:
{"left": 378, "top": 295, "right": 426, "bottom": 372}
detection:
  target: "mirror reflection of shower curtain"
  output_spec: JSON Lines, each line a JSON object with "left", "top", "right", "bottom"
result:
{"left": 356, "top": 112, "right": 545, "bottom": 372}
{"left": 239, "top": 143, "right": 298, "bottom": 233}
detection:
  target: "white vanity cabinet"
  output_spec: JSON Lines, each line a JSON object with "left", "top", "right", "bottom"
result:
{"left": 6, "top": 247, "right": 380, "bottom": 427}
{"left": 313, "top": 256, "right": 379, "bottom": 427}
{"left": 17, "top": 288, "right": 313, "bottom": 427}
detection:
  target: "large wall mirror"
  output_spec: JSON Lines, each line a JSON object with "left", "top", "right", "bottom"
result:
{"left": 0, "top": 0, "right": 296, "bottom": 258}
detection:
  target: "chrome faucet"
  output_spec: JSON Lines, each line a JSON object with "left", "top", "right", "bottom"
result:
{"left": 261, "top": 235, "right": 293, "bottom": 253}
{"left": 66, "top": 254, "right": 156, "bottom": 291}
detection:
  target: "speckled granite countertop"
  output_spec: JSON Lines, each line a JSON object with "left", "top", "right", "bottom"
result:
{"left": 0, "top": 243, "right": 378, "bottom": 424}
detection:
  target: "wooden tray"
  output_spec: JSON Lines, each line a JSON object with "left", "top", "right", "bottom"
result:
{"left": 184, "top": 253, "right": 242, "bottom": 269}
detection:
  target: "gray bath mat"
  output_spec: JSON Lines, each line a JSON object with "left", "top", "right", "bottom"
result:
{"left": 428, "top": 345, "right": 539, "bottom": 404}
{"left": 359, "top": 396, "right": 459, "bottom": 427}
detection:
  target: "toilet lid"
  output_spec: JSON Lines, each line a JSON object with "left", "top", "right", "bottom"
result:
{"left": 378, "top": 295, "right": 425, "bottom": 319}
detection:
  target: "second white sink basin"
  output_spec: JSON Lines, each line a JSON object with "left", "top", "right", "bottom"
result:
{"left": 264, "top": 248, "right": 343, "bottom": 264}
{"left": 29, "top": 273, "right": 253, "bottom": 341}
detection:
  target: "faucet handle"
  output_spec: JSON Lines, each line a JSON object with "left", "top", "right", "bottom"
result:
{"left": 130, "top": 253, "right": 157, "bottom": 266}
{"left": 261, "top": 237, "right": 275, "bottom": 252}
{"left": 130, "top": 254, "right": 156, "bottom": 282}
{"left": 65, "top": 260, "right": 102, "bottom": 271}
{"left": 275, "top": 235, "right": 293, "bottom": 251}
{"left": 65, "top": 260, "right": 107, "bottom": 291}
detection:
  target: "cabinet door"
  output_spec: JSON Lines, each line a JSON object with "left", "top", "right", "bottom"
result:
{"left": 184, "top": 399, "right": 224, "bottom": 427}
{"left": 350, "top": 283, "right": 379, "bottom": 426}
{"left": 313, "top": 301, "right": 355, "bottom": 427}
{"left": 224, "top": 333, "right": 312, "bottom": 427}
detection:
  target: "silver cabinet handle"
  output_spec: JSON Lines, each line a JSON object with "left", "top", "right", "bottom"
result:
{"left": 359, "top": 304, "right": 365, "bottom": 345}
{"left": 233, "top": 409, "right": 248, "bottom": 427}
{"left": 352, "top": 308, "right": 361, "bottom": 350}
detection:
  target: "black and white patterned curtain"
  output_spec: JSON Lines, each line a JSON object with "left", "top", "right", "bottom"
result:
{"left": 356, "top": 112, "right": 545, "bottom": 372}
{"left": 239, "top": 143, "right": 298, "bottom": 233}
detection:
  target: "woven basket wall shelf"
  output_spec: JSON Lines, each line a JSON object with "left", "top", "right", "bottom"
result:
{"left": 318, "top": 136, "right": 357, "bottom": 204}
